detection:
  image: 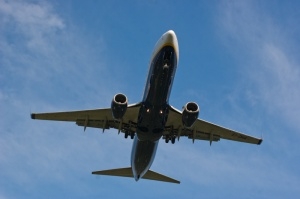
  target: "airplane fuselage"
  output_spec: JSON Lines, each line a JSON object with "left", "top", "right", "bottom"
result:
{"left": 131, "top": 31, "right": 179, "bottom": 181}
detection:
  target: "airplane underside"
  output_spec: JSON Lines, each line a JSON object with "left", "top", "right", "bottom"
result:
{"left": 30, "top": 30, "right": 262, "bottom": 184}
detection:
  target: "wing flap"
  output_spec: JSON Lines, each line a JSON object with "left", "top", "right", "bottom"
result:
{"left": 76, "top": 119, "right": 110, "bottom": 129}
{"left": 188, "top": 131, "right": 220, "bottom": 142}
{"left": 76, "top": 119, "right": 137, "bottom": 133}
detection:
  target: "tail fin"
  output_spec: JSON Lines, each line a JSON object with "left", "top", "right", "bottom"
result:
{"left": 92, "top": 167, "right": 180, "bottom": 184}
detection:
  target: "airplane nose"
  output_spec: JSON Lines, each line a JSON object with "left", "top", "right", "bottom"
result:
{"left": 151, "top": 30, "right": 179, "bottom": 62}
{"left": 164, "top": 30, "right": 177, "bottom": 45}
{"left": 162, "top": 30, "right": 179, "bottom": 60}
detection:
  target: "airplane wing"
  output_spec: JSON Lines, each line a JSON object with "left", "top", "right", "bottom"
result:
{"left": 31, "top": 103, "right": 141, "bottom": 135}
{"left": 165, "top": 106, "right": 263, "bottom": 145}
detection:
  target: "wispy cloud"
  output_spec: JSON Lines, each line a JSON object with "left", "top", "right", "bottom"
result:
{"left": 1, "top": 1, "right": 299, "bottom": 198}
{"left": 0, "top": 1, "right": 121, "bottom": 197}
{"left": 218, "top": 0, "right": 300, "bottom": 132}
{"left": 0, "top": 0, "right": 64, "bottom": 57}
{"left": 0, "top": 0, "right": 113, "bottom": 108}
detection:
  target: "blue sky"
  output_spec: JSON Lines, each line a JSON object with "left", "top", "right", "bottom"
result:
{"left": 1, "top": 0, "right": 300, "bottom": 198}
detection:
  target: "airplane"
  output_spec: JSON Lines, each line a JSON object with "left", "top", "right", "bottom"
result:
{"left": 31, "top": 30, "right": 262, "bottom": 184}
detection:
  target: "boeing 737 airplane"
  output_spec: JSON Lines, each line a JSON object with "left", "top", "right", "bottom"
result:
{"left": 31, "top": 30, "right": 262, "bottom": 184}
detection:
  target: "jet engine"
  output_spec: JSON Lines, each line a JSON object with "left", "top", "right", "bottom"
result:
{"left": 182, "top": 102, "right": 199, "bottom": 128}
{"left": 111, "top": 93, "right": 128, "bottom": 120}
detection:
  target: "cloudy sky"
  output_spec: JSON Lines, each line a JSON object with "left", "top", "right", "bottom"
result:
{"left": 1, "top": 0, "right": 300, "bottom": 198}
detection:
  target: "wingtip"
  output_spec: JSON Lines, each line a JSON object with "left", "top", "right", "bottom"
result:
{"left": 31, "top": 113, "right": 35, "bottom": 119}
{"left": 258, "top": 139, "right": 263, "bottom": 145}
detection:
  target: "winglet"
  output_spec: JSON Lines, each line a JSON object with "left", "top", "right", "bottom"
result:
{"left": 258, "top": 133, "right": 263, "bottom": 145}
{"left": 31, "top": 113, "right": 35, "bottom": 119}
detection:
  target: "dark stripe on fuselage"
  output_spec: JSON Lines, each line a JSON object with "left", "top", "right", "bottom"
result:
{"left": 137, "top": 46, "right": 177, "bottom": 141}
{"left": 131, "top": 46, "right": 177, "bottom": 180}
{"left": 131, "top": 137, "right": 159, "bottom": 180}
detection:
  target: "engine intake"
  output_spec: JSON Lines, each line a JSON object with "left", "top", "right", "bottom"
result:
{"left": 111, "top": 93, "right": 128, "bottom": 120}
{"left": 182, "top": 102, "right": 199, "bottom": 128}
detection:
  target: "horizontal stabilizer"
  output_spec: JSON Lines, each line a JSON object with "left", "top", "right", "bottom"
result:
{"left": 92, "top": 167, "right": 133, "bottom": 178}
{"left": 92, "top": 167, "right": 180, "bottom": 184}
{"left": 143, "top": 170, "right": 180, "bottom": 184}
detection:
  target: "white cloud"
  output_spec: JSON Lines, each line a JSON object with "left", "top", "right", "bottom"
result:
{"left": 0, "top": 0, "right": 114, "bottom": 108}
{"left": 260, "top": 43, "right": 300, "bottom": 123}
{"left": 0, "top": 1, "right": 119, "bottom": 196}
{"left": 1, "top": 1, "right": 299, "bottom": 198}
{"left": 218, "top": 0, "right": 300, "bottom": 131}
{"left": 0, "top": 0, "right": 64, "bottom": 52}
{"left": 0, "top": 0, "right": 64, "bottom": 26}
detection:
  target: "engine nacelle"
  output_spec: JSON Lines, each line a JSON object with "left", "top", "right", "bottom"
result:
{"left": 182, "top": 102, "right": 199, "bottom": 128}
{"left": 111, "top": 93, "right": 128, "bottom": 120}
